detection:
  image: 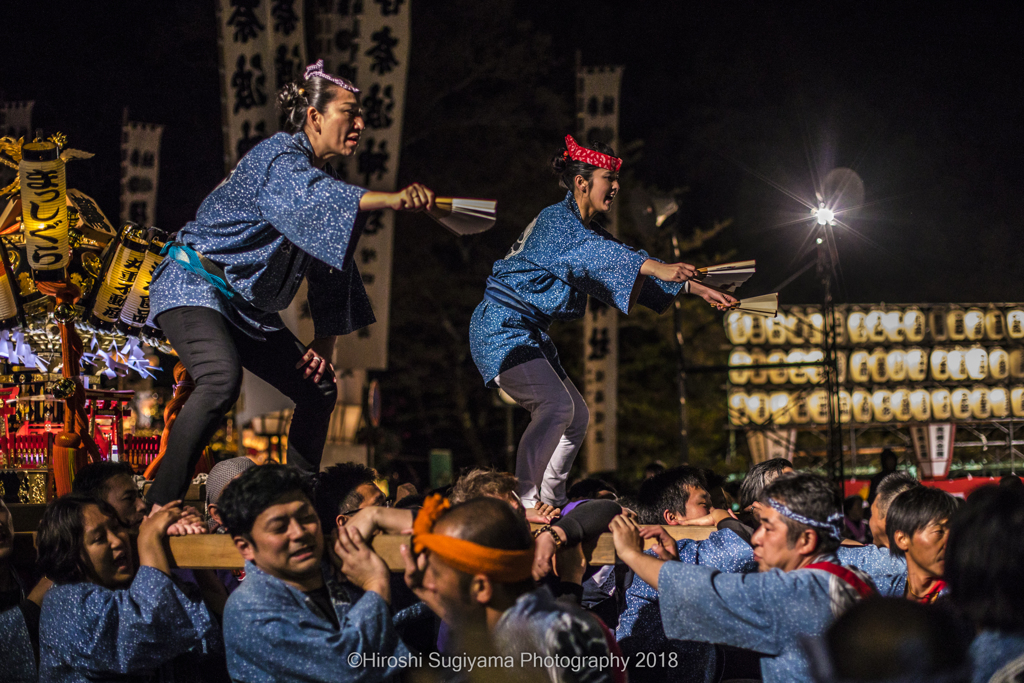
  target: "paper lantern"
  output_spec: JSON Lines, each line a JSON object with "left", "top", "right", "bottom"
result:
{"left": 806, "top": 308, "right": 824, "bottom": 345}
{"left": 1011, "top": 350, "right": 1024, "bottom": 379}
{"left": 786, "top": 307, "right": 805, "bottom": 344}
{"left": 985, "top": 308, "right": 1005, "bottom": 340}
{"left": 767, "top": 350, "right": 789, "bottom": 384}
{"left": 765, "top": 315, "right": 787, "bottom": 344}
{"left": 808, "top": 390, "right": 830, "bottom": 424}
{"left": 1011, "top": 387, "right": 1024, "bottom": 418}
{"left": 804, "top": 348, "right": 824, "bottom": 384}
{"left": 728, "top": 392, "right": 749, "bottom": 425}
{"left": 946, "top": 307, "right": 966, "bottom": 341}
{"left": 930, "top": 348, "right": 950, "bottom": 381}
{"left": 951, "top": 387, "right": 972, "bottom": 420}
{"left": 769, "top": 391, "right": 792, "bottom": 425}
{"left": 886, "top": 348, "right": 907, "bottom": 382}
{"left": 745, "top": 392, "right": 770, "bottom": 425}
{"left": 906, "top": 347, "right": 928, "bottom": 382}
{"left": 838, "top": 391, "right": 852, "bottom": 424}
{"left": 969, "top": 385, "right": 990, "bottom": 419}
{"left": 852, "top": 390, "right": 873, "bottom": 423}
{"left": 891, "top": 387, "right": 912, "bottom": 422}
{"left": 120, "top": 236, "right": 165, "bottom": 328}
{"left": 871, "top": 390, "right": 893, "bottom": 422}
{"left": 847, "top": 309, "right": 868, "bottom": 344}
{"left": 990, "top": 387, "right": 1010, "bottom": 418}
{"left": 725, "top": 310, "right": 751, "bottom": 344}
{"left": 850, "top": 350, "right": 870, "bottom": 383}
{"left": 882, "top": 310, "right": 905, "bottom": 343}
{"left": 1007, "top": 309, "right": 1024, "bottom": 340}
{"left": 964, "top": 308, "right": 985, "bottom": 341}
{"left": 18, "top": 141, "right": 70, "bottom": 280}
{"left": 931, "top": 389, "right": 952, "bottom": 420}
{"left": 728, "top": 347, "right": 752, "bottom": 385}
{"left": 749, "top": 313, "right": 766, "bottom": 344}
{"left": 866, "top": 308, "right": 887, "bottom": 343}
{"left": 834, "top": 311, "right": 847, "bottom": 345}
{"left": 787, "top": 349, "right": 807, "bottom": 384}
{"left": 903, "top": 307, "right": 926, "bottom": 343}
{"left": 965, "top": 345, "right": 988, "bottom": 381}
{"left": 89, "top": 224, "right": 149, "bottom": 328}
{"left": 910, "top": 389, "right": 931, "bottom": 421}
{"left": 836, "top": 351, "right": 848, "bottom": 384}
{"left": 791, "top": 395, "right": 811, "bottom": 424}
{"left": 869, "top": 347, "right": 889, "bottom": 383}
{"left": 947, "top": 347, "right": 969, "bottom": 381}
{"left": 749, "top": 348, "right": 768, "bottom": 385}
{"left": 929, "top": 308, "right": 948, "bottom": 341}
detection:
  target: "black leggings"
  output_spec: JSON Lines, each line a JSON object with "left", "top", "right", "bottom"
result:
{"left": 147, "top": 306, "right": 338, "bottom": 505}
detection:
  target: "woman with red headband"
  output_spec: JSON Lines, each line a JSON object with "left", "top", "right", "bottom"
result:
{"left": 469, "top": 136, "right": 734, "bottom": 510}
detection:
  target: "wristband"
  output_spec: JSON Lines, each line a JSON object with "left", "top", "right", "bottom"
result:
{"left": 533, "top": 525, "right": 566, "bottom": 551}
{"left": 684, "top": 280, "right": 691, "bottom": 294}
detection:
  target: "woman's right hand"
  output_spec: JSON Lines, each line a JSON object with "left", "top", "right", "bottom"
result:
{"left": 139, "top": 501, "right": 184, "bottom": 575}
{"left": 388, "top": 183, "right": 436, "bottom": 213}
{"left": 641, "top": 259, "right": 697, "bottom": 283}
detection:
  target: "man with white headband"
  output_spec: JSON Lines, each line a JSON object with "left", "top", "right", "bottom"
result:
{"left": 610, "top": 472, "right": 875, "bottom": 683}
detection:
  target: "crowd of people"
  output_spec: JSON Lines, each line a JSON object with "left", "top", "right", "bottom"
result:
{"left": 1, "top": 454, "right": 1023, "bottom": 683}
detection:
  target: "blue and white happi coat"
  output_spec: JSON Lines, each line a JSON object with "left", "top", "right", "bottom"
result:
{"left": 836, "top": 544, "right": 907, "bottom": 587}
{"left": 37, "top": 566, "right": 221, "bottom": 683}
{"left": 657, "top": 553, "right": 874, "bottom": 683}
{"left": 0, "top": 605, "right": 36, "bottom": 683}
{"left": 150, "top": 131, "right": 374, "bottom": 339}
{"left": 970, "top": 630, "right": 1024, "bottom": 683}
{"left": 223, "top": 560, "right": 408, "bottom": 683}
{"left": 470, "top": 192, "right": 682, "bottom": 386}
{"left": 616, "top": 529, "right": 756, "bottom": 683}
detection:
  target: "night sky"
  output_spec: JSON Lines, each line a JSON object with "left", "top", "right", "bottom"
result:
{"left": 5, "top": 1, "right": 1023, "bottom": 307}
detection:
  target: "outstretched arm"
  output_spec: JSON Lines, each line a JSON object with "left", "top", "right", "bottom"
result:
{"left": 360, "top": 183, "right": 444, "bottom": 217}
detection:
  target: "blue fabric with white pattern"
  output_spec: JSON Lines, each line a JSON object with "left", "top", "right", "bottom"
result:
{"left": 836, "top": 544, "right": 907, "bottom": 586}
{"left": 0, "top": 606, "right": 36, "bottom": 683}
{"left": 970, "top": 630, "right": 1024, "bottom": 683}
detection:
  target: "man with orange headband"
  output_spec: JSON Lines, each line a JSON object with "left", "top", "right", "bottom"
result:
{"left": 401, "top": 494, "right": 624, "bottom": 683}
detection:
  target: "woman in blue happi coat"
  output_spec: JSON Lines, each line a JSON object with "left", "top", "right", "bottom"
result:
{"left": 469, "top": 136, "right": 735, "bottom": 509}
{"left": 148, "top": 61, "right": 441, "bottom": 506}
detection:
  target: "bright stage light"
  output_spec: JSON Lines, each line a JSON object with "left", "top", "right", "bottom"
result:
{"left": 812, "top": 203, "right": 835, "bottom": 226}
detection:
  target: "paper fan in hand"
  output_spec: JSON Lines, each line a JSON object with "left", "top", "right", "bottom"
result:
{"left": 731, "top": 293, "right": 779, "bottom": 318}
{"left": 431, "top": 198, "right": 497, "bottom": 235}
{"left": 695, "top": 260, "right": 755, "bottom": 293}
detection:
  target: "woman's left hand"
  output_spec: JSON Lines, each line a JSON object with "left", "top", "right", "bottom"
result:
{"left": 297, "top": 345, "right": 335, "bottom": 383}
{"left": 690, "top": 281, "right": 737, "bottom": 310}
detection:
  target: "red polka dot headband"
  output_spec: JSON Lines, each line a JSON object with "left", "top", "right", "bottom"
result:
{"left": 563, "top": 134, "right": 622, "bottom": 172}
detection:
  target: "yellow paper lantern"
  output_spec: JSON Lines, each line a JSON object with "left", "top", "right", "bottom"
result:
{"left": 728, "top": 392, "right": 749, "bottom": 425}
{"left": 89, "top": 224, "right": 149, "bottom": 328}
{"left": 969, "top": 385, "right": 991, "bottom": 419}
{"left": 749, "top": 348, "right": 768, "bottom": 385}
{"left": 728, "top": 347, "right": 752, "bottom": 385}
{"left": 965, "top": 345, "right": 989, "bottom": 381}
{"left": 964, "top": 308, "right": 985, "bottom": 341}
{"left": 834, "top": 311, "right": 847, "bottom": 345}
{"left": 931, "top": 388, "right": 952, "bottom": 421}
{"left": 989, "top": 387, "right": 1010, "bottom": 418}
{"left": 745, "top": 392, "right": 770, "bottom": 425}
{"left": 951, "top": 387, "right": 972, "bottom": 420}
{"left": 749, "top": 313, "right": 766, "bottom": 344}
{"left": 838, "top": 391, "right": 852, "bottom": 424}
{"left": 19, "top": 141, "right": 70, "bottom": 280}
{"left": 804, "top": 348, "right": 824, "bottom": 384}
{"left": 869, "top": 347, "right": 889, "bottom": 383}
{"left": 852, "top": 390, "right": 873, "bottom": 423}
{"left": 1011, "top": 387, "right": 1024, "bottom": 418}
{"left": 850, "top": 349, "right": 870, "bottom": 383}
{"left": 119, "top": 237, "right": 165, "bottom": 328}
{"left": 765, "top": 314, "right": 787, "bottom": 344}
{"left": 769, "top": 391, "right": 792, "bottom": 425}
{"left": 786, "top": 307, "right": 805, "bottom": 344}
{"left": 910, "top": 389, "right": 931, "bottom": 421}
{"left": 947, "top": 307, "right": 967, "bottom": 341}
{"left": 787, "top": 349, "right": 807, "bottom": 384}
{"left": 891, "top": 387, "right": 912, "bottom": 422}
{"left": 807, "top": 389, "right": 830, "bottom": 424}
{"left": 930, "top": 347, "right": 950, "bottom": 381}
{"left": 790, "top": 394, "right": 810, "bottom": 424}
{"left": 837, "top": 350, "right": 848, "bottom": 384}
{"left": 767, "top": 350, "right": 789, "bottom": 384}
{"left": 866, "top": 308, "right": 887, "bottom": 343}
{"left": 906, "top": 347, "right": 928, "bottom": 382}
{"left": 725, "top": 310, "right": 751, "bottom": 344}
{"left": 985, "top": 307, "right": 1005, "bottom": 340}
{"left": 929, "top": 307, "right": 949, "bottom": 341}
{"left": 903, "top": 307, "right": 926, "bottom": 343}
{"left": 947, "top": 347, "right": 969, "bottom": 382}
{"left": 886, "top": 348, "right": 907, "bottom": 382}
{"left": 806, "top": 308, "right": 824, "bottom": 345}
{"left": 847, "top": 309, "right": 868, "bottom": 344}
{"left": 1011, "top": 350, "right": 1024, "bottom": 379}
{"left": 871, "top": 390, "right": 893, "bottom": 422}
{"left": 882, "top": 310, "right": 904, "bottom": 343}
{"left": 1007, "top": 309, "right": 1024, "bottom": 340}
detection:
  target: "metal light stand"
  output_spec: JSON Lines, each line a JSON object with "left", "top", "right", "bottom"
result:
{"left": 817, "top": 226, "right": 844, "bottom": 490}
{"left": 670, "top": 231, "right": 690, "bottom": 463}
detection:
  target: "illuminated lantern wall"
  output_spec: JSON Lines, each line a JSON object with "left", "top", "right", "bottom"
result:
{"left": 19, "top": 141, "right": 70, "bottom": 280}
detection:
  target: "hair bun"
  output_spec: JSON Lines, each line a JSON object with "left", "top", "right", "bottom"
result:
{"left": 550, "top": 147, "right": 569, "bottom": 175}
{"left": 277, "top": 81, "right": 309, "bottom": 134}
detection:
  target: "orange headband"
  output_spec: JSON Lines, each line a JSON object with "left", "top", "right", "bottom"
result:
{"left": 412, "top": 494, "right": 535, "bottom": 583}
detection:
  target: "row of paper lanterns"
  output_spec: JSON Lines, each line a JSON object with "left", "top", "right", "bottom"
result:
{"left": 726, "top": 306, "right": 1024, "bottom": 346}
{"left": 729, "top": 386, "right": 1024, "bottom": 425}
{"left": 728, "top": 345, "right": 1024, "bottom": 385}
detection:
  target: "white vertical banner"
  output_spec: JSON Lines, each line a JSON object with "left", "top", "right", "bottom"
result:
{"left": 578, "top": 65, "right": 623, "bottom": 473}
{"left": 911, "top": 423, "right": 955, "bottom": 479}
{"left": 0, "top": 101, "right": 34, "bottom": 139}
{"left": 119, "top": 122, "right": 163, "bottom": 226}
{"left": 314, "top": 0, "right": 411, "bottom": 371}
{"left": 216, "top": 0, "right": 306, "bottom": 171}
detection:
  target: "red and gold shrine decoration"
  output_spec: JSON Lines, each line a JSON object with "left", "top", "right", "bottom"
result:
{"left": 89, "top": 224, "right": 148, "bottom": 329}
{"left": 19, "top": 140, "right": 70, "bottom": 281}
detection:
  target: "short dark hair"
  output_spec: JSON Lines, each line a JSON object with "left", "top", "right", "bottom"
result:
{"left": 71, "top": 461, "right": 136, "bottom": 498}
{"left": 739, "top": 458, "right": 793, "bottom": 510}
{"left": 885, "top": 486, "right": 960, "bottom": 559}
{"left": 37, "top": 495, "right": 123, "bottom": 584}
{"left": 874, "top": 471, "right": 920, "bottom": 518}
{"left": 551, "top": 139, "right": 617, "bottom": 191}
{"left": 449, "top": 469, "right": 518, "bottom": 505}
{"left": 567, "top": 478, "right": 617, "bottom": 502}
{"left": 219, "top": 464, "right": 314, "bottom": 538}
{"left": 637, "top": 466, "right": 707, "bottom": 524}
{"left": 843, "top": 496, "right": 864, "bottom": 516}
{"left": 999, "top": 475, "right": 1024, "bottom": 491}
{"left": 946, "top": 486, "right": 1024, "bottom": 631}
{"left": 760, "top": 472, "right": 842, "bottom": 555}
{"left": 312, "top": 462, "right": 378, "bottom": 531}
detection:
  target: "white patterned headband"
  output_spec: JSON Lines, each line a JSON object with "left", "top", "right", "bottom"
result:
{"left": 303, "top": 59, "right": 360, "bottom": 94}
{"left": 768, "top": 498, "right": 844, "bottom": 540}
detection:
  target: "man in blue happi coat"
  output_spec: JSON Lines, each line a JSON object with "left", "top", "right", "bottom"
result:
{"left": 835, "top": 471, "right": 916, "bottom": 590}
{"left": 611, "top": 472, "right": 875, "bottom": 683}
{"left": 219, "top": 464, "right": 408, "bottom": 683}
{"left": 616, "top": 467, "right": 757, "bottom": 683}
